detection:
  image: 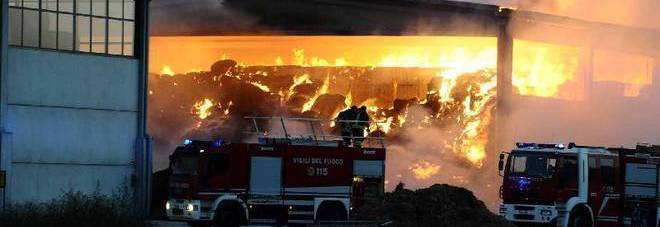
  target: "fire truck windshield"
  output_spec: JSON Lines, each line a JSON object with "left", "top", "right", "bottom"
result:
{"left": 172, "top": 155, "right": 198, "bottom": 175}
{"left": 508, "top": 153, "right": 557, "bottom": 178}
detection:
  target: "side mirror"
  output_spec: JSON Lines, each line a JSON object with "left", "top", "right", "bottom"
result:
{"left": 498, "top": 152, "right": 506, "bottom": 176}
{"left": 168, "top": 155, "right": 174, "bottom": 169}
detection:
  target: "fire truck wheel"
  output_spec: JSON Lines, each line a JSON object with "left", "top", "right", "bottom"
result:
{"left": 568, "top": 205, "right": 593, "bottom": 227}
{"left": 316, "top": 201, "right": 348, "bottom": 222}
{"left": 188, "top": 221, "right": 209, "bottom": 227}
{"left": 213, "top": 202, "right": 247, "bottom": 227}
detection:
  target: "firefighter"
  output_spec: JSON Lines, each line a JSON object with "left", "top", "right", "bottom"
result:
{"left": 336, "top": 106, "right": 358, "bottom": 146}
{"left": 352, "top": 106, "right": 370, "bottom": 147}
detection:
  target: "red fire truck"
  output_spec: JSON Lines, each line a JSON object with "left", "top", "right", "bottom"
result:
{"left": 498, "top": 142, "right": 660, "bottom": 227}
{"left": 164, "top": 117, "right": 386, "bottom": 226}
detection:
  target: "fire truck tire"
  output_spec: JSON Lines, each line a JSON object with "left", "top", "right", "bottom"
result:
{"left": 187, "top": 221, "right": 209, "bottom": 227}
{"left": 568, "top": 205, "right": 593, "bottom": 227}
{"left": 316, "top": 201, "right": 348, "bottom": 222}
{"left": 213, "top": 202, "right": 247, "bottom": 227}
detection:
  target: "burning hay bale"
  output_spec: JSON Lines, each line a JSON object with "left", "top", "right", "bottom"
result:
{"left": 210, "top": 59, "right": 238, "bottom": 75}
{"left": 149, "top": 58, "right": 501, "bottom": 208}
{"left": 308, "top": 94, "right": 348, "bottom": 118}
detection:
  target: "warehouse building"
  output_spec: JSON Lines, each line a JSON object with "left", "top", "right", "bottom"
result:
{"left": 0, "top": 0, "right": 151, "bottom": 213}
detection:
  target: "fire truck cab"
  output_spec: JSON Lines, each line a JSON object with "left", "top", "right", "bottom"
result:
{"left": 165, "top": 118, "right": 386, "bottom": 226}
{"left": 498, "top": 142, "right": 660, "bottom": 227}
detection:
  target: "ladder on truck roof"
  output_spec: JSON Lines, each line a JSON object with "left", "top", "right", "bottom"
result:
{"left": 244, "top": 116, "right": 386, "bottom": 148}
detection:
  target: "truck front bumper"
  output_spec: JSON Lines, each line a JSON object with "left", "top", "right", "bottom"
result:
{"left": 499, "top": 203, "right": 558, "bottom": 223}
{"left": 166, "top": 199, "right": 202, "bottom": 221}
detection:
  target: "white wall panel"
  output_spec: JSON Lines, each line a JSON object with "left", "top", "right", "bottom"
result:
{"left": 4, "top": 48, "right": 140, "bottom": 203}
{"left": 9, "top": 163, "right": 133, "bottom": 202}
{"left": 7, "top": 47, "right": 138, "bottom": 111}
{"left": 7, "top": 105, "right": 136, "bottom": 165}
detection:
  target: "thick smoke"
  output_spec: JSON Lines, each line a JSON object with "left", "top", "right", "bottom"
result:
{"left": 149, "top": 0, "right": 660, "bottom": 211}
{"left": 469, "top": 0, "right": 660, "bottom": 29}
{"left": 485, "top": 1, "right": 660, "bottom": 204}
{"left": 384, "top": 105, "right": 501, "bottom": 208}
{"left": 491, "top": 0, "right": 660, "bottom": 149}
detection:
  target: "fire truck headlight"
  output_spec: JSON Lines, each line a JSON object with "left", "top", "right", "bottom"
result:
{"left": 499, "top": 205, "right": 507, "bottom": 214}
{"left": 165, "top": 201, "right": 171, "bottom": 210}
{"left": 540, "top": 209, "right": 552, "bottom": 216}
{"left": 186, "top": 203, "right": 194, "bottom": 212}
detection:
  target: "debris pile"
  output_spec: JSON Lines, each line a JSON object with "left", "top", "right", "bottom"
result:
{"left": 355, "top": 183, "right": 514, "bottom": 227}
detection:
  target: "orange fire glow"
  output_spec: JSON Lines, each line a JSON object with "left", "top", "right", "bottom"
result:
{"left": 151, "top": 36, "right": 596, "bottom": 101}
{"left": 512, "top": 39, "right": 580, "bottom": 99}
{"left": 150, "top": 36, "right": 496, "bottom": 72}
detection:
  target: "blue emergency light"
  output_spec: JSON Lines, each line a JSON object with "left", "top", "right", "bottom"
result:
{"left": 516, "top": 177, "right": 531, "bottom": 190}
{"left": 214, "top": 139, "right": 223, "bottom": 147}
{"left": 184, "top": 139, "right": 193, "bottom": 145}
{"left": 515, "top": 142, "right": 537, "bottom": 148}
{"left": 516, "top": 142, "right": 565, "bottom": 149}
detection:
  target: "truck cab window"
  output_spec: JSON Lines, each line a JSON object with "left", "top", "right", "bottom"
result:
{"left": 511, "top": 156, "right": 526, "bottom": 173}
{"left": 208, "top": 154, "right": 230, "bottom": 175}
{"left": 600, "top": 157, "right": 615, "bottom": 185}
{"left": 363, "top": 178, "right": 384, "bottom": 198}
{"left": 173, "top": 155, "right": 198, "bottom": 175}
{"left": 588, "top": 157, "right": 598, "bottom": 183}
{"left": 559, "top": 157, "right": 578, "bottom": 187}
{"left": 508, "top": 153, "right": 557, "bottom": 178}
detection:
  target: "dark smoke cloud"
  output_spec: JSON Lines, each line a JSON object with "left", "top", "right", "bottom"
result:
{"left": 151, "top": 0, "right": 660, "bottom": 36}
{"left": 150, "top": 0, "right": 265, "bottom": 35}
{"left": 150, "top": 0, "right": 502, "bottom": 36}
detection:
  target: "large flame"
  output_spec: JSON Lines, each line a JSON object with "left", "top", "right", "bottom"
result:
{"left": 149, "top": 35, "right": 631, "bottom": 190}
{"left": 301, "top": 75, "right": 330, "bottom": 112}
{"left": 410, "top": 161, "right": 441, "bottom": 180}
{"left": 512, "top": 40, "right": 580, "bottom": 99}
{"left": 193, "top": 98, "right": 214, "bottom": 120}
{"left": 160, "top": 65, "right": 175, "bottom": 76}
{"left": 250, "top": 81, "right": 271, "bottom": 93}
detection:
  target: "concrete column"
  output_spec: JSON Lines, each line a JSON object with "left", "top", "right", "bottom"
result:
{"left": 653, "top": 58, "right": 660, "bottom": 97}
{"left": 134, "top": 0, "right": 152, "bottom": 217}
{"left": 580, "top": 37, "right": 593, "bottom": 101}
{"left": 496, "top": 9, "right": 513, "bottom": 152}
{"left": 1, "top": 0, "right": 9, "bottom": 208}
{"left": 654, "top": 58, "right": 660, "bottom": 85}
